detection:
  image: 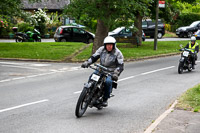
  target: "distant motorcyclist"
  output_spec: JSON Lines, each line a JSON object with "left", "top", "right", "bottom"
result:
{"left": 81, "top": 36, "right": 124, "bottom": 107}
{"left": 184, "top": 36, "right": 199, "bottom": 69}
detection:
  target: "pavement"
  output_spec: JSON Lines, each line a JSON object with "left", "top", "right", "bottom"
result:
{"left": 152, "top": 109, "right": 200, "bottom": 133}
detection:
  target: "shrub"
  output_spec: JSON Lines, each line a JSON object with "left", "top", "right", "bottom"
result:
{"left": 175, "top": 12, "right": 200, "bottom": 27}
{"left": 18, "top": 23, "right": 34, "bottom": 33}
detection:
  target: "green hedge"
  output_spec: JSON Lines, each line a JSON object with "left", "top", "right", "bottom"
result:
{"left": 175, "top": 12, "right": 200, "bottom": 27}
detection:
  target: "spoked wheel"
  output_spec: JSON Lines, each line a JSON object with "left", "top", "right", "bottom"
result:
{"left": 178, "top": 63, "right": 183, "bottom": 74}
{"left": 75, "top": 88, "right": 90, "bottom": 118}
{"left": 36, "top": 38, "right": 41, "bottom": 42}
{"left": 188, "top": 64, "right": 192, "bottom": 72}
{"left": 16, "top": 36, "right": 23, "bottom": 42}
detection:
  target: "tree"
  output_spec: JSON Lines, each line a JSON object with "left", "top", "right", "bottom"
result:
{"left": 131, "top": 0, "right": 153, "bottom": 46}
{"left": 0, "top": 0, "right": 41, "bottom": 18}
{"left": 65, "top": 0, "right": 137, "bottom": 53}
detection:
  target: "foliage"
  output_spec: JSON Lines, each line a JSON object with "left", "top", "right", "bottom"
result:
{"left": 31, "top": 8, "right": 50, "bottom": 35}
{"left": 0, "top": 16, "right": 8, "bottom": 29}
{"left": 165, "top": 24, "right": 179, "bottom": 32}
{"left": 175, "top": 12, "right": 200, "bottom": 27}
{"left": 64, "top": 0, "right": 140, "bottom": 32}
{"left": 17, "top": 23, "right": 34, "bottom": 33}
{"left": 0, "top": 0, "right": 41, "bottom": 18}
{"left": 0, "top": 0, "right": 22, "bottom": 17}
{"left": 0, "top": 15, "right": 11, "bottom": 37}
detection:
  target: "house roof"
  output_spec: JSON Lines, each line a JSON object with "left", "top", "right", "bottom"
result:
{"left": 22, "top": 0, "right": 70, "bottom": 10}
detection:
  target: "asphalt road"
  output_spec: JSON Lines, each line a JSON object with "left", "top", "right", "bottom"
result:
{"left": 0, "top": 37, "right": 191, "bottom": 42}
{"left": 0, "top": 55, "right": 200, "bottom": 133}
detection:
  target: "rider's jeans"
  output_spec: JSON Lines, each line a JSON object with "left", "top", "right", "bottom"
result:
{"left": 103, "top": 76, "right": 112, "bottom": 100}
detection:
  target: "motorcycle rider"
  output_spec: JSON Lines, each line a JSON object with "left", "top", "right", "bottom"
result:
{"left": 184, "top": 36, "right": 199, "bottom": 69}
{"left": 81, "top": 36, "right": 124, "bottom": 107}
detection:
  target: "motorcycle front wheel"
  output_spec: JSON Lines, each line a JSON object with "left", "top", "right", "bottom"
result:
{"left": 35, "top": 38, "right": 41, "bottom": 42}
{"left": 75, "top": 88, "right": 90, "bottom": 118}
{"left": 178, "top": 62, "right": 183, "bottom": 74}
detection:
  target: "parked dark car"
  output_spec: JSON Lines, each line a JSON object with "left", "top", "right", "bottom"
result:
{"left": 54, "top": 26, "right": 95, "bottom": 43}
{"left": 142, "top": 19, "right": 165, "bottom": 39}
{"left": 194, "top": 30, "right": 200, "bottom": 40}
{"left": 176, "top": 21, "right": 200, "bottom": 38}
{"left": 108, "top": 27, "right": 146, "bottom": 41}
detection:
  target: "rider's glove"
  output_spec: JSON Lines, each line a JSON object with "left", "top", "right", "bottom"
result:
{"left": 81, "top": 61, "right": 90, "bottom": 68}
{"left": 112, "top": 69, "right": 120, "bottom": 81}
{"left": 112, "top": 73, "right": 118, "bottom": 81}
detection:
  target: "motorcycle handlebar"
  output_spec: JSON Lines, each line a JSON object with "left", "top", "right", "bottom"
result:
{"left": 89, "top": 64, "right": 113, "bottom": 76}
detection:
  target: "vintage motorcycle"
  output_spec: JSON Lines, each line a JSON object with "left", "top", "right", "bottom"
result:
{"left": 75, "top": 64, "right": 117, "bottom": 118}
{"left": 178, "top": 45, "right": 195, "bottom": 74}
{"left": 13, "top": 27, "right": 41, "bottom": 42}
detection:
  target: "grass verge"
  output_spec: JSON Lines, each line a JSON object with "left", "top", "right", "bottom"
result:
{"left": 0, "top": 40, "right": 196, "bottom": 62}
{"left": 176, "top": 84, "right": 200, "bottom": 112}
{"left": 0, "top": 42, "right": 85, "bottom": 61}
{"left": 74, "top": 40, "right": 193, "bottom": 61}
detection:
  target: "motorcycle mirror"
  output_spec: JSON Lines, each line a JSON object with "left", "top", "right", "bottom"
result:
{"left": 179, "top": 44, "right": 183, "bottom": 48}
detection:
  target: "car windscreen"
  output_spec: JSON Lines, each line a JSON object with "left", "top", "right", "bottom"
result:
{"left": 190, "top": 22, "right": 200, "bottom": 27}
{"left": 56, "top": 27, "right": 61, "bottom": 34}
{"left": 110, "top": 27, "right": 124, "bottom": 33}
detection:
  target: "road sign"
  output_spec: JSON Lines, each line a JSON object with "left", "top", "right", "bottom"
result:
{"left": 159, "top": 0, "right": 165, "bottom": 8}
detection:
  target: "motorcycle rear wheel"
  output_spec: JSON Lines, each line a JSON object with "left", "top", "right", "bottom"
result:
{"left": 16, "top": 36, "right": 23, "bottom": 42}
{"left": 75, "top": 88, "right": 90, "bottom": 118}
{"left": 178, "top": 63, "right": 183, "bottom": 74}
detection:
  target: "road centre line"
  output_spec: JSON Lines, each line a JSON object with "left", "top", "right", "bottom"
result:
{"left": 0, "top": 99, "right": 49, "bottom": 113}
{"left": 118, "top": 66, "right": 175, "bottom": 82}
{"left": 140, "top": 66, "right": 175, "bottom": 75}
{"left": 74, "top": 66, "right": 175, "bottom": 94}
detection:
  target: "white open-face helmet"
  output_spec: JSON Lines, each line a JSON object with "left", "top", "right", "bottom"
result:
{"left": 103, "top": 36, "right": 116, "bottom": 50}
{"left": 191, "top": 36, "right": 196, "bottom": 41}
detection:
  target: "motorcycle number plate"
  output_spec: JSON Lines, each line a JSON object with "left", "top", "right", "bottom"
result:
{"left": 183, "top": 51, "right": 189, "bottom": 57}
{"left": 91, "top": 74, "right": 100, "bottom": 82}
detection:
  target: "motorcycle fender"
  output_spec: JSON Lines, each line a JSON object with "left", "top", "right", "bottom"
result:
{"left": 84, "top": 82, "right": 93, "bottom": 89}
{"left": 179, "top": 57, "right": 185, "bottom": 63}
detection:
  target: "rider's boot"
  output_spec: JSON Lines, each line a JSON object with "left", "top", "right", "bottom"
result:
{"left": 192, "top": 64, "right": 195, "bottom": 69}
{"left": 102, "top": 98, "right": 108, "bottom": 107}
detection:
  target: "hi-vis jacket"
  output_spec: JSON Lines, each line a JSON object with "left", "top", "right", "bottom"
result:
{"left": 88, "top": 46, "right": 124, "bottom": 75}
{"left": 185, "top": 42, "right": 199, "bottom": 53}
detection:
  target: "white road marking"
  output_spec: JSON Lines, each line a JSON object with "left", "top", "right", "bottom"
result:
{"left": 1, "top": 65, "right": 45, "bottom": 71}
{"left": 144, "top": 100, "right": 178, "bottom": 133}
{"left": 0, "top": 72, "right": 56, "bottom": 83}
{"left": 0, "top": 62, "right": 27, "bottom": 65}
{"left": 140, "top": 66, "right": 175, "bottom": 75}
{"left": 74, "top": 91, "right": 82, "bottom": 94}
{"left": 119, "top": 66, "right": 175, "bottom": 82}
{"left": 0, "top": 99, "right": 49, "bottom": 113}
{"left": 74, "top": 66, "right": 175, "bottom": 94}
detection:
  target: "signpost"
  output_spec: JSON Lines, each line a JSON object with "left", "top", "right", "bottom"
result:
{"left": 154, "top": 0, "right": 165, "bottom": 50}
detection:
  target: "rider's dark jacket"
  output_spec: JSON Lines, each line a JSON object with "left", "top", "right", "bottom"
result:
{"left": 88, "top": 46, "right": 124, "bottom": 75}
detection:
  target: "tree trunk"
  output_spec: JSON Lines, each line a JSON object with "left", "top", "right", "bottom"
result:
{"left": 133, "top": 12, "right": 143, "bottom": 46}
{"left": 92, "top": 19, "right": 109, "bottom": 54}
